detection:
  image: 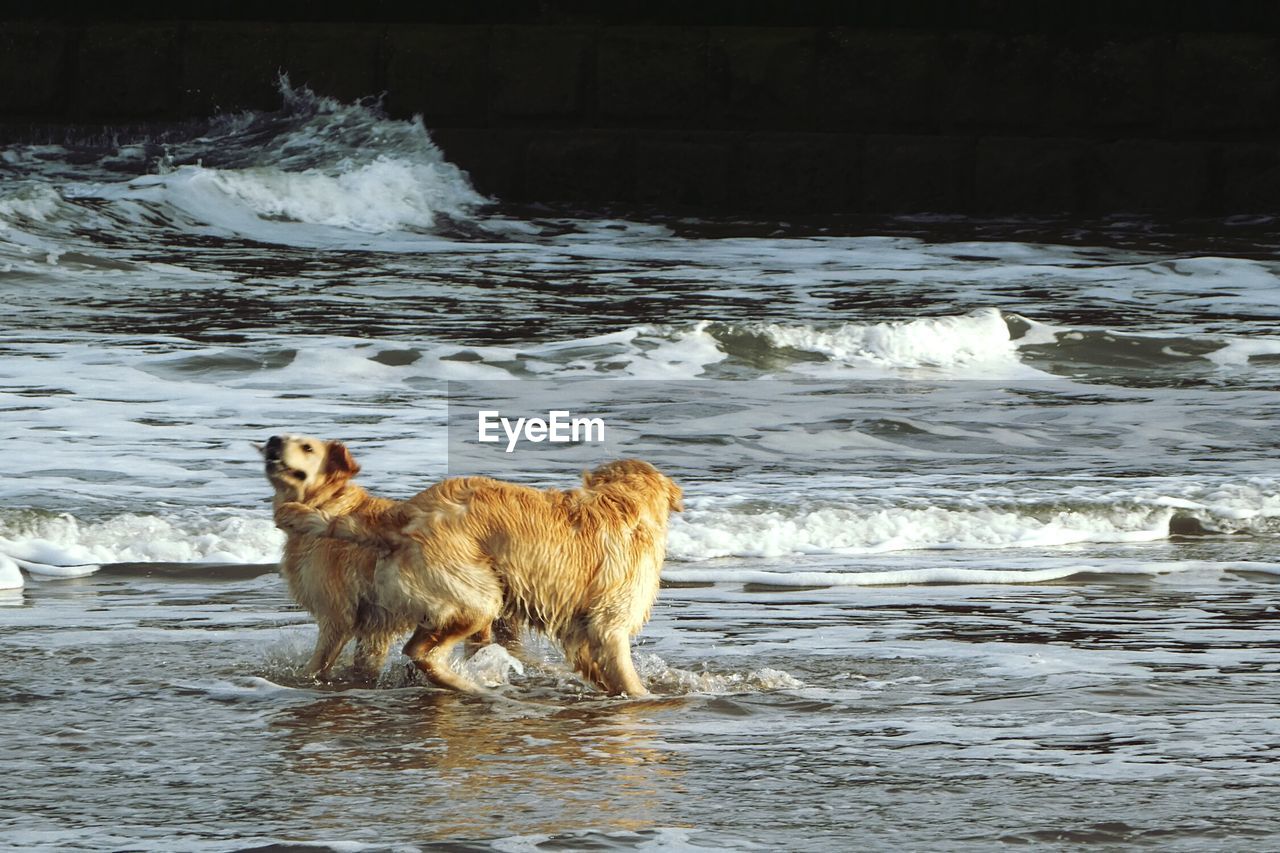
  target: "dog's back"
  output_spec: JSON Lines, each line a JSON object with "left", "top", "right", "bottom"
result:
{"left": 395, "top": 467, "right": 677, "bottom": 636}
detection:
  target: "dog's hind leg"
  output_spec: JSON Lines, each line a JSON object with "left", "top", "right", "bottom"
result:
{"left": 464, "top": 622, "right": 493, "bottom": 657}
{"left": 562, "top": 623, "right": 611, "bottom": 693}
{"left": 402, "top": 619, "right": 490, "bottom": 695}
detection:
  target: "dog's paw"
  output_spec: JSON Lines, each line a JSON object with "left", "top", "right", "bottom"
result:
{"left": 275, "top": 502, "right": 329, "bottom": 536}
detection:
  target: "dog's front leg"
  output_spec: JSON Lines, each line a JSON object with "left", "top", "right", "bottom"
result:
{"left": 595, "top": 629, "right": 652, "bottom": 699}
{"left": 303, "top": 624, "right": 350, "bottom": 680}
{"left": 353, "top": 631, "right": 395, "bottom": 683}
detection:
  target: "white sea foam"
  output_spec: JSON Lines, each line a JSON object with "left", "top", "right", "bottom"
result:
{"left": 582, "top": 322, "right": 727, "bottom": 378}
{"left": 461, "top": 643, "right": 526, "bottom": 687}
{"left": 737, "top": 308, "right": 1058, "bottom": 379}
{"left": 1206, "top": 336, "right": 1280, "bottom": 367}
{"left": 0, "top": 512, "right": 284, "bottom": 568}
{"left": 0, "top": 183, "right": 63, "bottom": 227}
{"left": 12, "top": 556, "right": 100, "bottom": 579}
{"left": 0, "top": 502, "right": 1171, "bottom": 572}
{"left": 662, "top": 564, "right": 1166, "bottom": 587}
{"left": 1222, "top": 561, "right": 1280, "bottom": 576}
{"left": 5, "top": 486, "right": 1273, "bottom": 576}
{"left": 20, "top": 311, "right": 1280, "bottom": 400}
{"left": 186, "top": 676, "right": 302, "bottom": 701}
{"left": 492, "top": 828, "right": 724, "bottom": 853}
{"left": 1156, "top": 480, "right": 1280, "bottom": 530}
{"left": 537, "top": 312, "right": 1053, "bottom": 379}
{"left": 22, "top": 80, "right": 491, "bottom": 248}
{"left": 634, "top": 653, "right": 804, "bottom": 694}
{"left": 137, "top": 155, "right": 487, "bottom": 238}
{"left": 0, "top": 553, "right": 23, "bottom": 589}
{"left": 666, "top": 503, "right": 1175, "bottom": 561}
{"left": 0, "top": 183, "right": 72, "bottom": 267}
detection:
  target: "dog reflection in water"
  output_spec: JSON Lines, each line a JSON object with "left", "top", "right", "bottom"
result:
{"left": 261, "top": 434, "right": 682, "bottom": 697}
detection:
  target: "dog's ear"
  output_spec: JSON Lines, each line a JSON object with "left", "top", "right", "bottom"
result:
{"left": 668, "top": 484, "right": 684, "bottom": 513}
{"left": 324, "top": 441, "right": 361, "bottom": 477}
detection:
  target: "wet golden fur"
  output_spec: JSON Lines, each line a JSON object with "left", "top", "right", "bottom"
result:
{"left": 272, "top": 442, "right": 683, "bottom": 697}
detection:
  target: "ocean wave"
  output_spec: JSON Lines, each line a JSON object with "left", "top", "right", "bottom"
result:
{"left": 0, "top": 511, "right": 284, "bottom": 571}
{"left": 0, "top": 554, "right": 22, "bottom": 589}
{"left": 667, "top": 482, "right": 1280, "bottom": 561}
{"left": 194, "top": 312, "right": 1033, "bottom": 381}
{"left": 0, "top": 183, "right": 63, "bottom": 227}
{"left": 663, "top": 560, "right": 1280, "bottom": 587}
{"left": 414, "top": 311, "right": 1280, "bottom": 382}
{"left": 145, "top": 325, "right": 729, "bottom": 383}
{"left": 185, "top": 77, "right": 459, "bottom": 175}
{"left": 125, "top": 153, "right": 486, "bottom": 238}
{"left": 665, "top": 565, "right": 1139, "bottom": 586}
{"left": 3, "top": 79, "right": 488, "bottom": 247}
{"left": 225, "top": 314, "right": 1029, "bottom": 380}
{"left": 428, "top": 312, "right": 1280, "bottom": 381}
{"left": 0, "top": 183, "right": 75, "bottom": 265}
{"left": 666, "top": 503, "right": 1176, "bottom": 561}
{"left": 756, "top": 308, "right": 1017, "bottom": 369}
{"left": 7, "top": 482, "right": 1280, "bottom": 578}
{"left": 166, "top": 314, "right": 1280, "bottom": 381}
{"left": 1011, "top": 318, "right": 1280, "bottom": 376}
{"left": 707, "top": 308, "right": 1054, "bottom": 379}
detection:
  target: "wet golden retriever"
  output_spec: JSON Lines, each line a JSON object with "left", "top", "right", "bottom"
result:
{"left": 258, "top": 434, "right": 420, "bottom": 681}
{"left": 269, "top": 437, "right": 682, "bottom": 697}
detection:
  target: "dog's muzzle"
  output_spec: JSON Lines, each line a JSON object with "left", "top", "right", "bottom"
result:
{"left": 264, "top": 434, "right": 283, "bottom": 462}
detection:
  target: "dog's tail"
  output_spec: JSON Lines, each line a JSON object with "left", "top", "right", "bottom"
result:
{"left": 323, "top": 505, "right": 417, "bottom": 550}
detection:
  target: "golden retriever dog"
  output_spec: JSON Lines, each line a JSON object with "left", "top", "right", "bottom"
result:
{"left": 257, "top": 434, "right": 421, "bottom": 682}
{"left": 273, "top": 445, "right": 683, "bottom": 698}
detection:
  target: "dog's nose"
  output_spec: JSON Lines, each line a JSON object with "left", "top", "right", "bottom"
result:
{"left": 265, "top": 435, "right": 283, "bottom": 459}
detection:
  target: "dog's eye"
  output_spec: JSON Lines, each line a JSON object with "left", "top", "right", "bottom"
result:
{"left": 301, "top": 443, "right": 313, "bottom": 453}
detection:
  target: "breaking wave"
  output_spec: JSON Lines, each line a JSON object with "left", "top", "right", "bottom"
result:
{"left": 7, "top": 479, "right": 1280, "bottom": 581}
{"left": 0, "top": 78, "right": 488, "bottom": 250}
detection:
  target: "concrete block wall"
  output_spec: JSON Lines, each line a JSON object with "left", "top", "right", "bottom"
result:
{"left": 3, "top": 4, "right": 1280, "bottom": 216}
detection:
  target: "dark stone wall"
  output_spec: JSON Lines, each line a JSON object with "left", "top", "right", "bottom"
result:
{"left": 4, "top": 2, "right": 1280, "bottom": 215}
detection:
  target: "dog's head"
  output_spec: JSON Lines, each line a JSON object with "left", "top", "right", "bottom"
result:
{"left": 255, "top": 434, "right": 360, "bottom": 502}
{"left": 582, "top": 459, "right": 684, "bottom": 514}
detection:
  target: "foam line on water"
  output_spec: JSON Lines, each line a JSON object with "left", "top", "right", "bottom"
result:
{"left": 663, "top": 564, "right": 1179, "bottom": 588}
{"left": 634, "top": 653, "right": 804, "bottom": 694}
{"left": 666, "top": 504, "right": 1176, "bottom": 561}
{"left": 6, "top": 476, "right": 1280, "bottom": 569}
{"left": 0, "top": 513, "right": 285, "bottom": 567}
{"left": 10, "top": 556, "right": 100, "bottom": 579}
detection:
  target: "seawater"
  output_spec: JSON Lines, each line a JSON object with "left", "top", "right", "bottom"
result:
{"left": 2, "top": 83, "right": 1279, "bottom": 851}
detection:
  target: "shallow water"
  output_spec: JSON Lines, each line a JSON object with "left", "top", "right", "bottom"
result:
{"left": 4, "top": 563, "right": 1278, "bottom": 851}
{"left": 3, "top": 84, "right": 1280, "bottom": 850}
